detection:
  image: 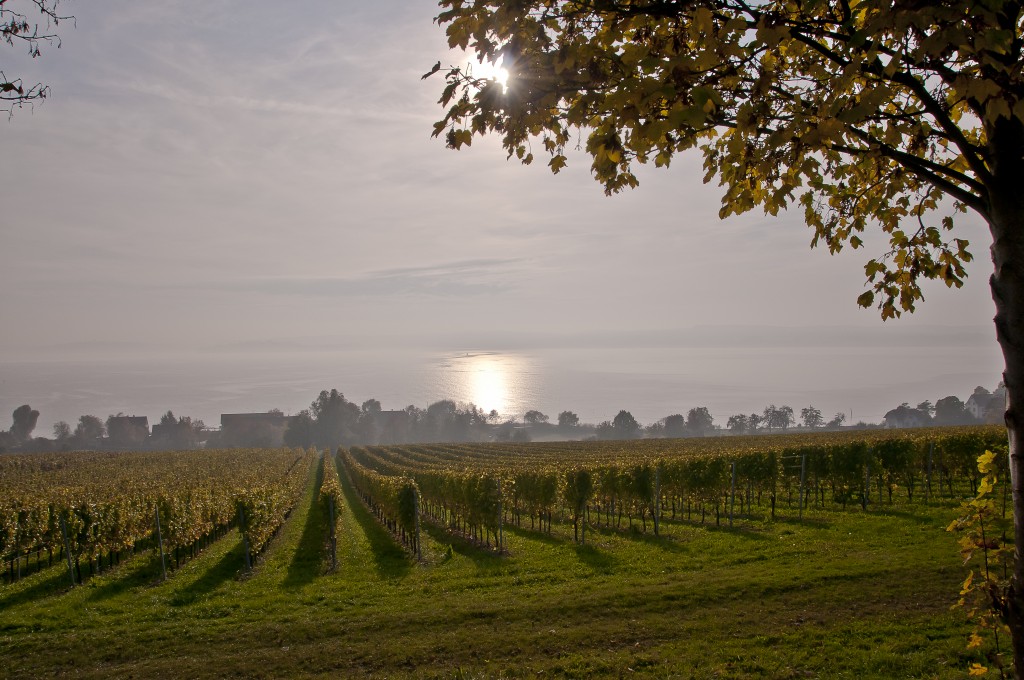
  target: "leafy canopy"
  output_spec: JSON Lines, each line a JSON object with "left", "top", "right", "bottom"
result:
{"left": 428, "top": 0, "right": 1024, "bottom": 319}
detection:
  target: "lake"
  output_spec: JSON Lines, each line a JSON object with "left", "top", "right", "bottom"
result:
{"left": 0, "top": 341, "right": 1002, "bottom": 434}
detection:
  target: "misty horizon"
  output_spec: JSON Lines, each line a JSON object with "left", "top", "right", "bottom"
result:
{"left": 1, "top": 2, "right": 1004, "bottom": 448}
{"left": 1, "top": 342, "right": 1001, "bottom": 439}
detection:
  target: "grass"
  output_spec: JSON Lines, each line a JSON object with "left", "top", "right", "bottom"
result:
{"left": 0, "top": 463, "right": 988, "bottom": 679}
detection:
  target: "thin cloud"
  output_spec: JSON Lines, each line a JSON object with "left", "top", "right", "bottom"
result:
{"left": 192, "top": 258, "right": 527, "bottom": 298}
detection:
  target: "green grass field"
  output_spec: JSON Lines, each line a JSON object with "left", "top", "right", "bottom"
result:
{"left": 0, "top": 458, "right": 986, "bottom": 679}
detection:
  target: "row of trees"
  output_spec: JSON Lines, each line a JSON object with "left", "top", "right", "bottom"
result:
{"left": 282, "top": 391, "right": 498, "bottom": 448}
{"left": 521, "top": 405, "right": 846, "bottom": 441}
{"left": 0, "top": 407, "right": 206, "bottom": 453}
{"left": 1, "top": 386, "right": 998, "bottom": 455}
{"left": 883, "top": 386, "right": 1006, "bottom": 428}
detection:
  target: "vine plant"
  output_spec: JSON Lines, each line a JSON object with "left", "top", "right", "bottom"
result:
{"left": 949, "top": 449, "right": 1014, "bottom": 677}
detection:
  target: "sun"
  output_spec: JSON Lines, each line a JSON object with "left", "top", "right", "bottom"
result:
{"left": 471, "top": 56, "right": 509, "bottom": 93}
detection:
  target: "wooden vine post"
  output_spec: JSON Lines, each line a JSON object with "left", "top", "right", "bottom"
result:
{"left": 154, "top": 506, "right": 167, "bottom": 581}
{"left": 58, "top": 514, "right": 75, "bottom": 587}
{"left": 414, "top": 490, "right": 422, "bottom": 561}
{"left": 653, "top": 465, "right": 661, "bottom": 536}
{"left": 497, "top": 478, "right": 504, "bottom": 552}
{"left": 863, "top": 461, "right": 870, "bottom": 511}
{"left": 238, "top": 505, "right": 252, "bottom": 571}
{"left": 328, "top": 495, "right": 338, "bottom": 571}
{"left": 729, "top": 462, "right": 737, "bottom": 527}
{"left": 799, "top": 454, "right": 807, "bottom": 522}
{"left": 926, "top": 441, "right": 934, "bottom": 504}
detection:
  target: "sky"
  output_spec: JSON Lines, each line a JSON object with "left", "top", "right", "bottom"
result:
{"left": 0, "top": 0, "right": 1006, "bottom": 431}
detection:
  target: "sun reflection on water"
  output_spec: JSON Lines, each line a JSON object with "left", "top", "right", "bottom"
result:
{"left": 443, "top": 352, "right": 529, "bottom": 420}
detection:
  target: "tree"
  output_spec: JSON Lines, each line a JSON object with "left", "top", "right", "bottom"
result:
{"left": 52, "top": 420, "right": 70, "bottom": 442}
{"left": 73, "top": 415, "right": 104, "bottom": 448}
{"left": 644, "top": 421, "right": 665, "bottom": 438}
{"left": 311, "top": 389, "right": 361, "bottom": 447}
{"left": 428, "top": 4, "right": 1024, "bottom": 668}
{"left": 917, "top": 400, "right": 936, "bottom": 418}
{"left": 935, "top": 395, "right": 976, "bottom": 426}
{"left": 9, "top": 404, "right": 38, "bottom": 442}
{"left": 762, "top": 405, "right": 795, "bottom": 432}
{"left": 595, "top": 420, "right": 615, "bottom": 440}
{"left": 284, "top": 409, "right": 316, "bottom": 448}
{"left": 686, "top": 407, "right": 715, "bottom": 437}
{"left": 801, "top": 406, "right": 825, "bottom": 429}
{"left": 1, "top": 0, "right": 69, "bottom": 116}
{"left": 726, "top": 414, "right": 749, "bottom": 434}
{"left": 826, "top": 412, "right": 847, "bottom": 429}
{"left": 524, "top": 409, "right": 549, "bottom": 425}
{"left": 611, "top": 410, "right": 641, "bottom": 439}
{"left": 149, "top": 411, "right": 205, "bottom": 449}
{"left": 664, "top": 413, "right": 686, "bottom": 438}
{"left": 557, "top": 410, "right": 579, "bottom": 430}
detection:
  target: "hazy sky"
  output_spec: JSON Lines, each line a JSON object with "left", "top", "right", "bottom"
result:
{"left": 0, "top": 0, "right": 1005, "bottom": 429}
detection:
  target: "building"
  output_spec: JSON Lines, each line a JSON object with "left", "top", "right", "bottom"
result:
{"left": 882, "top": 404, "right": 930, "bottom": 429}
{"left": 966, "top": 387, "right": 1006, "bottom": 422}
{"left": 220, "top": 412, "right": 293, "bottom": 448}
{"left": 107, "top": 415, "right": 150, "bottom": 448}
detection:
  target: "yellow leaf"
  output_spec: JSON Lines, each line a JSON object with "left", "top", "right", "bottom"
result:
{"left": 969, "top": 662, "right": 988, "bottom": 676}
{"left": 968, "top": 632, "right": 984, "bottom": 649}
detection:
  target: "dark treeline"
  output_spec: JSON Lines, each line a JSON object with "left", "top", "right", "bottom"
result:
{"left": 0, "top": 382, "right": 1005, "bottom": 453}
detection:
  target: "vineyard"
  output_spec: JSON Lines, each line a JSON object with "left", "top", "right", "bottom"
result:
{"left": 342, "top": 425, "right": 1007, "bottom": 552}
{"left": 1, "top": 448, "right": 312, "bottom": 584}
{"left": 0, "top": 426, "right": 1009, "bottom": 678}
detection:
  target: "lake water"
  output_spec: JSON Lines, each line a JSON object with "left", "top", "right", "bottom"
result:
{"left": 0, "top": 342, "right": 1002, "bottom": 434}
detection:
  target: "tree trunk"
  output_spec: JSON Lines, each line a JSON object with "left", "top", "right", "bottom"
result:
{"left": 988, "top": 113, "right": 1024, "bottom": 680}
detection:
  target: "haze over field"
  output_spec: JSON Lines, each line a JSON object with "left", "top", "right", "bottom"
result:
{"left": 0, "top": 1, "right": 1003, "bottom": 431}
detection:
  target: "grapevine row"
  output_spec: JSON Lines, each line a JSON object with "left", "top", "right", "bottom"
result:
{"left": 1, "top": 448, "right": 314, "bottom": 583}
{"left": 319, "top": 449, "right": 342, "bottom": 570}
{"left": 350, "top": 426, "right": 1006, "bottom": 546}
{"left": 338, "top": 448, "right": 421, "bottom": 557}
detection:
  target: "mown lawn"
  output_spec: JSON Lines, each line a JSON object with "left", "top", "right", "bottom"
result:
{"left": 0, "top": 461, "right": 986, "bottom": 679}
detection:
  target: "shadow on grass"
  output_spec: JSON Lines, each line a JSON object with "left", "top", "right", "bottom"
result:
{"left": 0, "top": 568, "right": 70, "bottom": 610}
{"left": 169, "top": 539, "right": 244, "bottom": 607}
{"left": 421, "top": 522, "right": 504, "bottom": 572}
{"left": 588, "top": 522, "right": 693, "bottom": 552}
{"left": 870, "top": 507, "right": 946, "bottom": 526}
{"left": 338, "top": 469, "right": 413, "bottom": 580}
{"left": 573, "top": 543, "right": 618, "bottom": 575}
{"left": 86, "top": 553, "right": 164, "bottom": 602}
{"left": 504, "top": 523, "right": 564, "bottom": 546}
{"left": 770, "top": 514, "right": 833, "bottom": 529}
{"left": 283, "top": 464, "right": 327, "bottom": 590}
